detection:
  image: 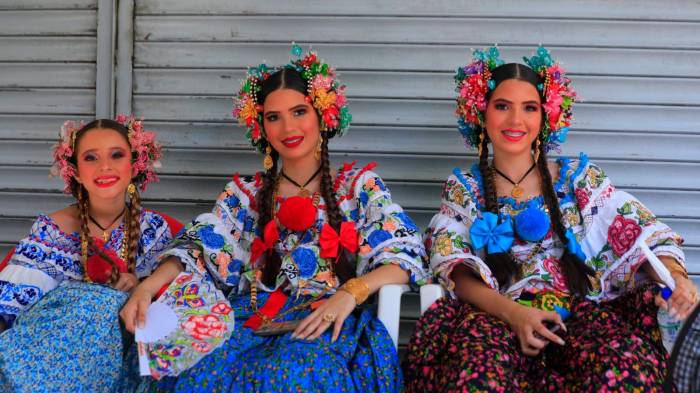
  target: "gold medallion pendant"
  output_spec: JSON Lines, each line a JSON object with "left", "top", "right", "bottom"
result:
{"left": 511, "top": 185, "right": 525, "bottom": 199}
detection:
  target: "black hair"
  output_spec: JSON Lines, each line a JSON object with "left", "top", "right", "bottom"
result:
{"left": 476, "top": 63, "right": 594, "bottom": 296}
{"left": 256, "top": 68, "right": 356, "bottom": 286}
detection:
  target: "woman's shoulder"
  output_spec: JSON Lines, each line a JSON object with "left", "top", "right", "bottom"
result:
{"left": 217, "top": 172, "right": 264, "bottom": 210}
{"left": 45, "top": 206, "right": 80, "bottom": 238}
{"left": 333, "top": 161, "right": 383, "bottom": 197}
{"left": 140, "top": 209, "right": 184, "bottom": 237}
{"left": 555, "top": 152, "right": 608, "bottom": 192}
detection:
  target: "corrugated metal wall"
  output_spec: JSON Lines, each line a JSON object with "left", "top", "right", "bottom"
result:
{"left": 129, "top": 0, "right": 700, "bottom": 274}
{"left": 1, "top": 1, "right": 699, "bottom": 344}
{"left": 0, "top": 0, "right": 99, "bottom": 257}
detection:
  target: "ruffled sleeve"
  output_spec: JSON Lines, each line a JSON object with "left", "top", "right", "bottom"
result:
{"left": 568, "top": 155, "right": 685, "bottom": 300}
{"left": 0, "top": 217, "right": 68, "bottom": 327}
{"left": 134, "top": 210, "right": 184, "bottom": 278}
{"left": 157, "top": 174, "right": 259, "bottom": 295}
{"left": 426, "top": 170, "right": 499, "bottom": 297}
{"left": 347, "top": 166, "right": 430, "bottom": 285}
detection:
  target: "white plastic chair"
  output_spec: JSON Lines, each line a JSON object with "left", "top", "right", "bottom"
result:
{"left": 377, "top": 283, "right": 445, "bottom": 349}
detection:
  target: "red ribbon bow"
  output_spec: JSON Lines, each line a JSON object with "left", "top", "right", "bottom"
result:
{"left": 319, "top": 222, "right": 359, "bottom": 261}
{"left": 250, "top": 221, "right": 279, "bottom": 265}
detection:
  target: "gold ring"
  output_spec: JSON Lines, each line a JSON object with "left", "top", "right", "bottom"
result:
{"left": 323, "top": 313, "right": 336, "bottom": 323}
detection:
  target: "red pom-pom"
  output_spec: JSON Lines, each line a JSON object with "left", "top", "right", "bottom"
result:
{"left": 276, "top": 196, "right": 317, "bottom": 232}
{"left": 85, "top": 240, "right": 128, "bottom": 283}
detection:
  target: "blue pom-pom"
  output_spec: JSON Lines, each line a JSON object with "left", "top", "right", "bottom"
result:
{"left": 291, "top": 43, "right": 303, "bottom": 57}
{"left": 514, "top": 207, "right": 550, "bottom": 242}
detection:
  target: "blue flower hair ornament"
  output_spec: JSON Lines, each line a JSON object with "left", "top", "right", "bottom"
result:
{"left": 469, "top": 212, "right": 514, "bottom": 254}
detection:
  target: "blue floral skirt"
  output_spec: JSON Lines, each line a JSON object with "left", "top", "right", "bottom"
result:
{"left": 141, "top": 292, "right": 402, "bottom": 393}
{"left": 0, "top": 281, "right": 139, "bottom": 393}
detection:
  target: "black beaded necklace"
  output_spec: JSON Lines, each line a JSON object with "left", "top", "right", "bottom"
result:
{"left": 280, "top": 166, "right": 322, "bottom": 198}
{"left": 493, "top": 163, "right": 537, "bottom": 199}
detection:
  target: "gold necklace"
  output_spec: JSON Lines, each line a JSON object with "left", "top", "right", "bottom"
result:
{"left": 493, "top": 163, "right": 537, "bottom": 199}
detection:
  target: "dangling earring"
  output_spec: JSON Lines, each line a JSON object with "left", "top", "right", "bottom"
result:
{"left": 477, "top": 130, "right": 485, "bottom": 156}
{"left": 314, "top": 135, "right": 323, "bottom": 161}
{"left": 534, "top": 137, "right": 541, "bottom": 163}
{"left": 263, "top": 145, "right": 274, "bottom": 171}
{"left": 127, "top": 183, "right": 136, "bottom": 197}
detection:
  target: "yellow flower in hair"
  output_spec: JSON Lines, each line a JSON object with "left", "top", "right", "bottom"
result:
{"left": 436, "top": 235, "right": 453, "bottom": 257}
{"left": 239, "top": 100, "right": 258, "bottom": 125}
{"left": 314, "top": 90, "right": 337, "bottom": 111}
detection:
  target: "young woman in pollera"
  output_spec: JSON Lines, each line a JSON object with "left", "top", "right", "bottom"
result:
{"left": 404, "top": 46, "right": 696, "bottom": 392}
{"left": 122, "top": 46, "right": 429, "bottom": 392}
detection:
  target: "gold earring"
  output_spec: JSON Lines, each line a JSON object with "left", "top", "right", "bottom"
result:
{"left": 263, "top": 146, "right": 273, "bottom": 171}
{"left": 127, "top": 183, "right": 136, "bottom": 196}
{"left": 534, "top": 138, "right": 541, "bottom": 162}
{"left": 314, "top": 135, "right": 323, "bottom": 161}
{"left": 477, "top": 130, "right": 485, "bottom": 156}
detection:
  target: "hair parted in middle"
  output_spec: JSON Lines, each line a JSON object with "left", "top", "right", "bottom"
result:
{"left": 234, "top": 47, "right": 356, "bottom": 287}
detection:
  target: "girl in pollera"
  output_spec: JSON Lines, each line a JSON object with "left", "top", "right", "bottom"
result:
{"left": 0, "top": 116, "right": 182, "bottom": 392}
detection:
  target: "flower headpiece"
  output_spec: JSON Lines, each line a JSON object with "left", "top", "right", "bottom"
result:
{"left": 232, "top": 44, "right": 352, "bottom": 153}
{"left": 50, "top": 114, "right": 162, "bottom": 194}
{"left": 455, "top": 46, "right": 576, "bottom": 152}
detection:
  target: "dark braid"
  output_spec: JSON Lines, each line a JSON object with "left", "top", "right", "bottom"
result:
{"left": 127, "top": 188, "right": 142, "bottom": 274}
{"left": 318, "top": 136, "right": 356, "bottom": 284}
{"left": 77, "top": 186, "right": 120, "bottom": 284}
{"left": 477, "top": 133, "right": 519, "bottom": 288}
{"left": 257, "top": 148, "right": 283, "bottom": 287}
{"left": 535, "top": 139, "right": 595, "bottom": 297}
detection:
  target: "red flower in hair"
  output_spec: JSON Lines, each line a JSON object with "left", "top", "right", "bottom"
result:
{"left": 276, "top": 196, "right": 317, "bottom": 232}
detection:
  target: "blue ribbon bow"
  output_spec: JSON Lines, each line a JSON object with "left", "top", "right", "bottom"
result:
{"left": 470, "top": 212, "right": 514, "bottom": 254}
{"left": 565, "top": 229, "right": 587, "bottom": 261}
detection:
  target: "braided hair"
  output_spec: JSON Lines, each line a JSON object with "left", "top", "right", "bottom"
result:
{"left": 256, "top": 68, "right": 356, "bottom": 287}
{"left": 70, "top": 120, "right": 142, "bottom": 283}
{"left": 478, "top": 63, "right": 594, "bottom": 297}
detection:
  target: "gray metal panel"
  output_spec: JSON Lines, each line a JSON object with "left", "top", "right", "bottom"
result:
{"left": 0, "top": 2, "right": 98, "bottom": 253}
{"left": 136, "top": 0, "right": 700, "bottom": 21}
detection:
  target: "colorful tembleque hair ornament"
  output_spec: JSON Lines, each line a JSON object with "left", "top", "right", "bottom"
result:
{"left": 50, "top": 114, "right": 162, "bottom": 194}
{"left": 232, "top": 44, "right": 352, "bottom": 153}
{"left": 455, "top": 45, "right": 576, "bottom": 152}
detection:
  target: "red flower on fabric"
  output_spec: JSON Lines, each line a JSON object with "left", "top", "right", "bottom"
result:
{"left": 211, "top": 301, "right": 232, "bottom": 315}
{"left": 543, "top": 257, "right": 568, "bottom": 292}
{"left": 575, "top": 188, "right": 590, "bottom": 211}
{"left": 607, "top": 215, "right": 642, "bottom": 256}
{"left": 85, "top": 239, "right": 128, "bottom": 283}
{"left": 182, "top": 314, "right": 227, "bottom": 341}
{"left": 276, "top": 196, "right": 317, "bottom": 231}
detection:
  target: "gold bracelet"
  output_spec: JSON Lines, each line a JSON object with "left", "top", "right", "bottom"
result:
{"left": 340, "top": 278, "right": 370, "bottom": 305}
{"left": 667, "top": 261, "right": 689, "bottom": 279}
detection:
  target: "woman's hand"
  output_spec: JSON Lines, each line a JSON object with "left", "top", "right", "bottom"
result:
{"left": 505, "top": 303, "right": 566, "bottom": 356}
{"left": 656, "top": 274, "right": 698, "bottom": 320}
{"left": 120, "top": 284, "right": 153, "bottom": 333}
{"left": 292, "top": 290, "right": 357, "bottom": 342}
{"left": 113, "top": 272, "right": 139, "bottom": 292}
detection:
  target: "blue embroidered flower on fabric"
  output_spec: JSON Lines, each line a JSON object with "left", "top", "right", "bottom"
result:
{"left": 19, "top": 244, "right": 45, "bottom": 261}
{"left": 359, "top": 191, "right": 369, "bottom": 207}
{"left": 395, "top": 212, "right": 419, "bottom": 232}
{"left": 374, "top": 178, "right": 387, "bottom": 191}
{"left": 197, "top": 226, "right": 225, "bottom": 249}
{"left": 292, "top": 248, "right": 317, "bottom": 278}
{"left": 236, "top": 208, "right": 247, "bottom": 224}
{"left": 141, "top": 227, "right": 156, "bottom": 246}
{"left": 368, "top": 229, "right": 392, "bottom": 248}
{"left": 150, "top": 214, "right": 165, "bottom": 228}
{"left": 225, "top": 195, "right": 240, "bottom": 208}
